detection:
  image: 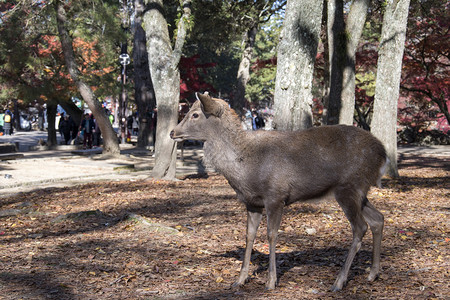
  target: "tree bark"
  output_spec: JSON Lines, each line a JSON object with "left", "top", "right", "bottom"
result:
{"left": 372, "top": 0, "right": 410, "bottom": 178}
{"left": 119, "top": 0, "right": 129, "bottom": 145}
{"left": 326, "top": 0, "right": 345, "bottom": 125}
{"left": 46, "top": 100, "right": 57, "bottom": 146}
{"left": 54, "top": 1, "right": 120, "bottom": 155}
{"left": 233, "top": 25, "right": 258, "bottom": 113}
{"left": 273, "top": 0, "right": 323, "bottom": 131}
{"left": 326, "top": 0, "right": 370, "bottom": 125}
{"left": 340, "top": 0, "right": 370, "bottom": 125}
{"left": 143, "top": 0, "right": 191, "bottom": 179}
{"left": 58, "top": 98, "right": 82, "bottom": 127}
{"left": 133, "top": 0, "right": 156, "bottom": 149}
{"left": 319, "top": 1, "right": 330, "bottom": 125}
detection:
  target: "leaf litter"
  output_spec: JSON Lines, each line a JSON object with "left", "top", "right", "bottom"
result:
{"left": 0, "top": 154, "right": 448, "bottom": 299}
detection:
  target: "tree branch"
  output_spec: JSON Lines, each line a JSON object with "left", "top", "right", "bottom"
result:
{"left": 401, "top": 85, "right": 450, "bottom": 125}
{"left": 172, "top": 0, "right": 191, "bottom": 66}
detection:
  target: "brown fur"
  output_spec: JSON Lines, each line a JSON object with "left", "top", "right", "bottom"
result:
{"left": 171, "top": 93, "right": 387, "bottom": 291}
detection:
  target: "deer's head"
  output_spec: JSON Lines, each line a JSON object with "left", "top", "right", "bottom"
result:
{"left": 170, "top": 92, "right": 226, "bottom": 142}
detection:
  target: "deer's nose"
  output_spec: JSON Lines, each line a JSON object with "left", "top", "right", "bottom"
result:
{"left": 170, "top": 130, "right": 174, "bottom": 139}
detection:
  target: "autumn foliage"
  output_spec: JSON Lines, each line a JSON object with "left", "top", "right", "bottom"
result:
{"left": 34, "top": 35, "right": 114, "bottom": 94}
{"left": 179, "top": 55, "right": 216, "bottom": 99}
{"left": 400, "top": 4, "right": 450, "bottom": 133}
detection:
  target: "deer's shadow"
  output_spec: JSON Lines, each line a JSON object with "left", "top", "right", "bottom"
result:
{"left": 219, "top": 245, "right": 374, "bottom": 285}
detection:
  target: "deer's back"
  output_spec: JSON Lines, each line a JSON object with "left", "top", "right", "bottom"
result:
{"left": 230, "top": 125, "right": 386, "bottom": 207}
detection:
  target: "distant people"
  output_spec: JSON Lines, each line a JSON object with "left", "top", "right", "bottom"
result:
{"left": 92, "top": 116, "right": 101, "bottom": 147}
{"left": 107, "top": 111, "right": 114, "bottom": 125}
{"left": 0, "top": 111, "right": 4, "bottom": 134}
{"left": 242, "top": 108, "right": 252, "bottom": 130}
{"left": 58, "top": 112, "right": 65, "bottom": 140}
{"left": 59, "top": 115, "right": 72, "bottom": 145}
{"left": 79, "top": 113, "right": 95, "bottom": 149}
{"left": 127, "top": 114, "right": 133, "bottom": 137}
{"left": 69, "top": 115, "right": 78, "bottom": 142}
{"left": 151, "top": 107, "right": 157, "bottom": 146}
{"left": 132, "top": 113, "right": 139, "bottom": 136}
{"left": 38, "top": 107, "right": 45, "bottom": 131}
{"left": 3, "top": 110, "right": 13, "bottom": 135}
{"left": 252, "top": 111, "right": 265, "bottom": 130}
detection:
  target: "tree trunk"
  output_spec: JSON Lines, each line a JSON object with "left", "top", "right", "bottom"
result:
{"left": 320, "top": 1, "right": 330, "bottom": 125}
{"left": 340, "top": 0, "right": 370, "bottom": 125}
{"left": 13, "top": 99, "right": 20, "bottom": 131}
{"left": 46, "top": 101, "right": 57, "bottom": 146}
{"left": 372, "top": 0, "right": 410, "bottom": 178}
{"left": 58, "top": 98, "right": 82, "bottom": 127}
{"left": 118, "top": 47, "right": 129, "bottom": 145}
{"left": 143, "top": 0, "right": 191, "bottom": 179}
{"left": 133, "top": 0, "right": 156, "bottom": 149}
{"left": 233, "top": 25, "right": 258, "bottom": 113}
{"left": 54, "top": 1, "right": 120, "bottom": 156}
{"left": 119, "top": 0, "right": 129, "bottom": 145}
{"left": 326, "top": 0, "right": 370, "bottom": 125}
{"left": 326, "top": 0, "right": 345, "bottom": 125}
{"left": 273, "top": 0, "right": 323, "bottom": 131}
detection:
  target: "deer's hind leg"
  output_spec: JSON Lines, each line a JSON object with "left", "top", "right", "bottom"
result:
{"left": 265, "top": 202, "right": 284, "bottom": 290}
{"left": 332, "top": 187, "right": 368, "bottom": 292}
{"left": 362, "top": 197, "right": 384, "bottom": 282}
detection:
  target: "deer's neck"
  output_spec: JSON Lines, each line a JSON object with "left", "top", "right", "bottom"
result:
{"left": 203, "top": 124, "right": 248, "bottom": 179}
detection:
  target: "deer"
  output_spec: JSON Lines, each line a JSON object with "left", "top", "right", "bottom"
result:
{"left": 170, "top": 92, "right": 387, "bottom": 291}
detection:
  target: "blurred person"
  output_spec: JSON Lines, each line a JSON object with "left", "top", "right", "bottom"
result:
{"left": 251, "top": 111, "right": 265, "bottom": 130}
{"left": 79, "top": 113, "right": 95, "bottom": 149}
{"left": 132, "top": 112, "right": 139, "bottom": 136}
{"left": 59, "top": 115, "right": 72, "bottom": 145}
{"left": 92, "top": 115, "right": 101, "bottom": 147}
{"left": 58, "top": 112, "right": 65, "bottom": 139}
{"left": 69, "top": 115, "right": 78, "bottom": 142}
{"left": 0, "top": 111, "right": 4, "bottom": 134}
{"left": 3, "top": 110, "right": 13, "bottom": 135}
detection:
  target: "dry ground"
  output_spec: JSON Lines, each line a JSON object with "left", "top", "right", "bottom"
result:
{"left": 0, "top": 154, "right": 448, "bottom": 299}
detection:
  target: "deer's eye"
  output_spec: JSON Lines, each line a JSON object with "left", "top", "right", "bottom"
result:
{"left": 192, "top": 113, "right": 199, "bottom": 119}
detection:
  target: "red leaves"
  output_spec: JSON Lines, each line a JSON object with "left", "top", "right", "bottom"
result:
{"left": 179, "top": 55, "right": 217, "bottom": 99}
{"left": 251, "top": 57, "right": 277, "bottom": 72}
{"left": 400, "top": 4, "right": 450, "bottom": 132}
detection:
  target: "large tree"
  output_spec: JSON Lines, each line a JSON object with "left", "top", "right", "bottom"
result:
{"left": 325, "top": 0, "right": 370, "bottom": 125}
{"left": 0, "top": 1, "right": 41, "bottom": 125}
{"left": 273, "top": 0, "right": 323, "bottom": 130}
{"left": 372, "top": 0, "right": 411, "bottom": 178}
{"left": 133, "top": 0, "right": 156, "bottom": 149}
{"left": 0, "top": 2, "right": 80, "bottom": 144}
{"left": 245, "top": 15, "right": 281, "bottom": 107}
{"left": 232, "top": 1, "right": 286, "bottom": 113}
{"left": 1, "top": 1, "right": 122, "bottom": 149}
{"left": 233, "top": 25, "right": 258, "bottom": 113}
{"left": 55, "top": 1, "right": 120, "bottom": 155}
{"left": 143, "top": 0, "right": 192, "bottom": 179}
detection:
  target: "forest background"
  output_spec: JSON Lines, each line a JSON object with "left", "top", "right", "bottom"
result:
{"left": 0, "top": 2, "right": 448, "bottom": 298}
{"left": 0, "top": 0, "right": 448, "bottom": 179}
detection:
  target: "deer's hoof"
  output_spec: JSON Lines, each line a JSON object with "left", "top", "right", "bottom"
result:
{"left": 265, "top": 281, "right": 276, "bottom": 290}
{"left": 330, "top": 284, "right": 342, "bottom": 292}
{"left": 331, "top": 278, "right": 345, "bottom": 292}
{"left": 231, "top": 280, "right": 245, "bottom": 289}
{"left": 367, "top": 271, "right": 379, "bottom": 282}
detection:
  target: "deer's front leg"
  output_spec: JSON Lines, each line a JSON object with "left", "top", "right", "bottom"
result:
{"left": 232, "top": 207, "right": 263, "bottom": 287}
{"left": 265, "top": 203, "right": 284, "bottom": 290}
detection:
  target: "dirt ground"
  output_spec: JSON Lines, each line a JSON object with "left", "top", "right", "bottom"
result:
{"left": 0, "top": 154, "right": 448, "bottom": 299}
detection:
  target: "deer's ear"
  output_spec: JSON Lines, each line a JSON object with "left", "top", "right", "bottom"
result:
{"left": 196, "top": 92, "right": 223, "bottom": 117}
